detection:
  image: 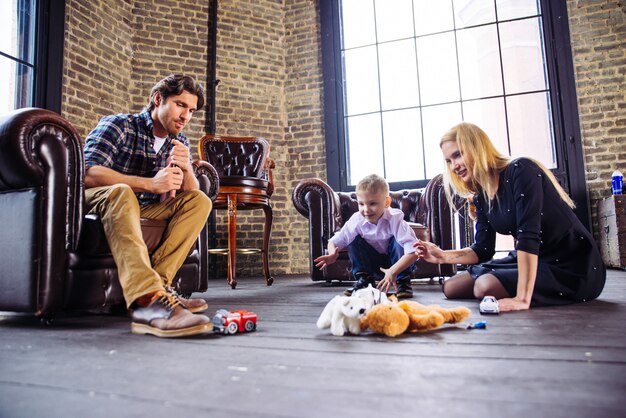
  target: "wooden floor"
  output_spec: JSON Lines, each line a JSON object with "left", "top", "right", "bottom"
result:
{"left": 1, "top": 270, "right": 625, "bottom": 418}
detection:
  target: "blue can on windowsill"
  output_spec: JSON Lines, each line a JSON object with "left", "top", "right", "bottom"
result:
{"left": 613, "top": 170, "right": 623, "bottom": 195}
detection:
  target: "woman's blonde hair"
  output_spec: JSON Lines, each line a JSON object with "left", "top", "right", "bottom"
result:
{"left": 440, "top": 122, "right": 575, "bottom": 209}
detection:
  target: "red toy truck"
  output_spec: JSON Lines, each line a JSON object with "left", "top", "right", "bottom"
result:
{"left": 212, "top": 309, "right": 257, "bottom": 334}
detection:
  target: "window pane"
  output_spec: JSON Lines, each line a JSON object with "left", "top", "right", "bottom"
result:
{"left": 375, "top": 0, "right": 414, "bottom": 42}
{"left": 413, "top": 0, "right": 454, "bottom": 36}
{"left": 343, "top": 46, "right": 380, "bottom": 115}
{"left": 0, "top": 56, "right": 16, "bottom": 113}
{"left": 500, "top": 17, "right": 548, "bottom": 94}
{"left": 346, "top": 113, "right": 385, "bottom": 185}
{"left": 422, "top": 103, "right": 462, "bottom": 178}
{"left": 378, "top": 39, "right": 420, "bottom": 110}
{"left": 462, "top": 97, "right": 509, "bottom": 155}
{"left": 496, "top": 0, "right": 540, "bottom": 21}
{"left": 457, "top": 24, "right": 503, "bottom": 100}
{"left": 416, "top": 32, "right": 460, "bottom": 105}
{"left": 0, "top": 0, "right": 36, "bottom": 63}
{"left": 507, "top": 92, "right": 556, "bottom": 168}
{"left": 382, "top": 108, "right": 424, "bottom": 182}
{"left": 453, "top": 0, "right": 496, "bottom": 29}
{"left": 0, "top": 2, "right": 17, "bottom": 56}
{"left": 341, "top": 0, "right": 376, "bottom": 49}
{"left": 0, "top": 56, "right": 33, "bottom": 113}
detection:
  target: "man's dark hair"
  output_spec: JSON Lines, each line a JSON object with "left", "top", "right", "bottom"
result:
{"left": 145, "top": 74, "right": 205, "bottom": 112}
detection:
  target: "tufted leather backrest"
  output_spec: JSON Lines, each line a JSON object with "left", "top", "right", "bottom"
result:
{"left": 198, "top": 135, "right": 270, "bottom": 178}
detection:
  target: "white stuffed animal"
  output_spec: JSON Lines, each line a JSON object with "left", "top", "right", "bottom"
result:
{"left": 316, "top": 295, "right": 368, "bottom": 336}
{"left": 353, "top": 284, "right": 388, "bottom": 310}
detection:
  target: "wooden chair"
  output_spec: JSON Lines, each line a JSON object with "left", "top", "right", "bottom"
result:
{"left": 198, "top": 134, "right": 275, "bottom": 288}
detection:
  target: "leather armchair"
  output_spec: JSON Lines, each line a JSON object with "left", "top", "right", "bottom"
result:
{"left": 0, "top": 108, "right": 219, "bottom": 320}
{"left": 292, "top": 175, "right": 456, "bottom": 283}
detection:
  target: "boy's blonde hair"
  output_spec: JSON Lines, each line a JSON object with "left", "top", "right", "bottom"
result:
{"left": 440, "top": 122, "right": 575, "bottom": 209}
{"left": 356, "top": 174, "right": 389, "bottom": 196}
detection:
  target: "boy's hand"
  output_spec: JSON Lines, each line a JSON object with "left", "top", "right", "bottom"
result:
{"left": 377, "top": 267, "right": 397, "bottom": 294}
{"left": 314, "top": 248, "right": 339, "bottom": 270}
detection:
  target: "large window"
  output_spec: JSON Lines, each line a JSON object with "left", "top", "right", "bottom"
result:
{"left": 342, "top": 0, "right": 555, "bottom": 186}
{"left": 321, "top": 0, "right": 590, "bottom": 227}
{"left": 0, "top": 0, "right": 65, "bottom": 113}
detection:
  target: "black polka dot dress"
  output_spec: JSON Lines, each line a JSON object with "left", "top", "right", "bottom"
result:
{"left": 468, "top": 158, "right": 606, "bottom": 306}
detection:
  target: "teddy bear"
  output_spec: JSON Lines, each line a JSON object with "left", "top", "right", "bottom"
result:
{"left": 360, "top": 300, "right": 471, "bottom": 337}
{"left": 316, "top": 295, "right": 368, "bottom": 336}
{"left": 359, "top": 302, "right": 409, "bottom": 337}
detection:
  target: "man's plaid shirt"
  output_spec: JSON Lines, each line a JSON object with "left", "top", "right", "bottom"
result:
{"left": 84, "top": 111, "right": 192, "bottom": 206}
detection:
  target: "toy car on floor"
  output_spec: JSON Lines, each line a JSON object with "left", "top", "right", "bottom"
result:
{"left": 479, "top": 296, "right": 500, "bottom": 314}
{"left": 212, "top": 309, "right": 257, "bottom": 334}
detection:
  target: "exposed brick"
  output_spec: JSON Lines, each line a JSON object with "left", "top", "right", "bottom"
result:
{"left": 567, "top": 0, "right": 626, "bottom": 241}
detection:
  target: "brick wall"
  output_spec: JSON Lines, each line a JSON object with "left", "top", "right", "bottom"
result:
{"left": 63, "top": 0, "right": 209, "bottom": 147}
{"left": 210, "top": 0, "right": 325, "bottom": 277}
{"left": 61, "top": 0, "right": 623, "bottom": 278}
{"left": 566, "top": 0, "right": 626, "bottom": 236}
{"left": 211, "top": 0, "right": 288, "bottom": 278}
{"left": 62, "top": 0, "right": 134, "bottom": 136}
{"left": 283, "top": 1, "right": 326, "bottom": 273}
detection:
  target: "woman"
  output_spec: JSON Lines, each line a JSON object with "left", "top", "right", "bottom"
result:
{"left": 414, "top": 122, "right": 606, "bottom": 312}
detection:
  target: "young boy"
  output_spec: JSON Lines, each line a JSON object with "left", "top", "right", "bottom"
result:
{"left": 314, "top": 174, "right": 419, "bottom": 298}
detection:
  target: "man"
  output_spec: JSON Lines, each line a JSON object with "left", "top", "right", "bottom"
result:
{"left": 84, "top": 74, "right": 213, "bottom": 337}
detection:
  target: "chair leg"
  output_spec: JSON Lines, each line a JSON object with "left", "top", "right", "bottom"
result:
{"left": 262, "top": 204, "right": 273, "bottom": 286}
{"left": 227, "top": 194, "right": 238, "bottom": 289}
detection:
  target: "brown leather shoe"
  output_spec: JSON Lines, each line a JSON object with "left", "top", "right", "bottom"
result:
{"left": 131, "top": 293, "right": 213, "bottom": 338}
{"left": 165, "top": 287, "right": 208, "bottom": 313}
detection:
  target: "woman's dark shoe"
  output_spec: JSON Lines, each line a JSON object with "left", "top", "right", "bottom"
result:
{"left": 344, "top": 273, "right": 376, "bottom": 296}
{"left": 131, "top": 292, "right": 213, "bottom": 338}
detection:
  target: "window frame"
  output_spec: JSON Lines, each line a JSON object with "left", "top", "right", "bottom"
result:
{"left": 34, "top": 0, "right": 65, "bottom": 113}
{"left": 1, "top": 0, "right": 65, "bottom": 113}
{"left": 320, "top": 0, "right": 590, "bottom": 229}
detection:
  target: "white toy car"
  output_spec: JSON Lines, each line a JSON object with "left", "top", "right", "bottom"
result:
{"left": 479, "top": 296, "right": 500, "bottom": 314}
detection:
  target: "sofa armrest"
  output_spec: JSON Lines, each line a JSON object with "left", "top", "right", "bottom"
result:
{"left": 0, "top": 107, "right": 85, "bottom": 314}
{"left": 292, "top": 178, "right": 342, "bottom": 281}
{"left": 193, "top": 159, "right": 220, "bottom": 202}
{"left": 421, "top": 174, "right": 456, "bottom": 276}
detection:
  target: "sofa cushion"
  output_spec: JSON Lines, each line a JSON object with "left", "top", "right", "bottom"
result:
{"left": 77, "top": 214, "right": 166, "bottom": 256}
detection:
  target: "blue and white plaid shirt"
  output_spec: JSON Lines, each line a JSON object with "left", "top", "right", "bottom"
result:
{"left": 84, "top": 111, "right": 191, "bottom": 206}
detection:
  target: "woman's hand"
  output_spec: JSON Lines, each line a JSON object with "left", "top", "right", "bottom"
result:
{"left": 497, "top": 297, "right": 530, "bottom": 312}
{"left": 413, "top": 239, "right": 446, "bottom": 264}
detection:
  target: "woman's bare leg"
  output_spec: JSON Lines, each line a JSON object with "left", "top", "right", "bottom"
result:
{"left": 473, "top": 274, "right": 510, "bottom": 300}
{"left": 442, "top": 271, "right": 475, "bottom": 299}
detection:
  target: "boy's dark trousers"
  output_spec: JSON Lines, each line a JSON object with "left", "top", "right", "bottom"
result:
{"left": 348, "top": 235, "right": 414, "bottom": 282}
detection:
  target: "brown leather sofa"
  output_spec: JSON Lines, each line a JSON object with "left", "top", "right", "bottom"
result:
{"left": 292, "top": 176, "right": 457, "bottom": 283}
{"left": 0, "top": 108, "right": 219, "bottom": 321}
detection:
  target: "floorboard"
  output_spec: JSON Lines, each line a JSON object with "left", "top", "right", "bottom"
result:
{"left": 1, "top": 270, "right": 625, "bottom": 418}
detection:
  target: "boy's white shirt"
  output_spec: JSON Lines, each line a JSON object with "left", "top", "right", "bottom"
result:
{"left": 328, "top": 207, "right": 417, "bottom": 255}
